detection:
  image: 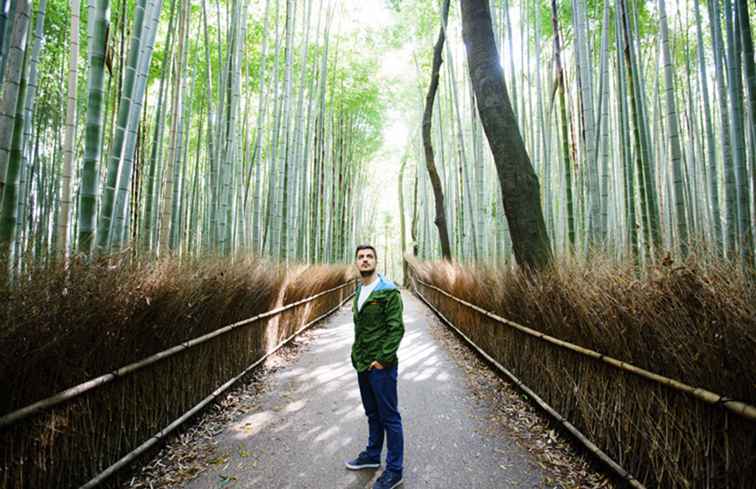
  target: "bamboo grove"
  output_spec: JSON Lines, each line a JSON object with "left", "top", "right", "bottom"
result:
{"left": 0, "top": 0, "right": 754, "bottom": 278}
{"left": 0, "top": 0, "right": 384, "bottom": 276}
{"left": 403, "top": 0, "right": 755, "bottom": 268}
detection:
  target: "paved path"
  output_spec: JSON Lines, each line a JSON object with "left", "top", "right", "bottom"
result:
{"left": 181, "top": 291, "right": 546, "bottom": 488}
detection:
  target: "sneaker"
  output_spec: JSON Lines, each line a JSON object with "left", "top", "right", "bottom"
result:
{"left": 345, "top": 452, "right": 380, "bottom": 470}
{"left": 373, "top": 469, "right": 403, "bottom": 489}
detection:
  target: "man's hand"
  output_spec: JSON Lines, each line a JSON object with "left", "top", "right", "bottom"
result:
{"left": 368, "top": 361, "right": 384, "bottom": 370}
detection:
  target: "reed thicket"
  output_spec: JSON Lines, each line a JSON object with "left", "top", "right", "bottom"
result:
{"left": 0, "top": 257, "right": 353, "bottom": 489}
{"left": 408, "top": 255, "right": 755, "bottom": 489}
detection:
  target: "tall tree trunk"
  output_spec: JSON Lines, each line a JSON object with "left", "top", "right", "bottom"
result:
{"left": 460, "top": 0, "right": 552, "bottom": 270}
{"left": 58, "top": 0, "right": 80, "bottom": 257}
{"left": 736, "top": 0, "right": 756, "bottom": 265}
{"left": 0, "top": 0, "right": 30, "bottom": 196}
{"left": 399, "top": 152, "right": 408, "bottom": 284}
{"left": 96, "top": 0, "right": 147, "bottom": 252}
{"left": 109, "top": 0, "right": 163, "bottom": 250}
{"left": 571, "top": 0, "right": 600, "bottom": 247}
{"left": 442, "top": 30, "right": 477, "bottom": 258}
{"left": 412, "top": 157, "right": 419, "bottom": 256}
{"left": 20, "top": 0, "right": 45, "bottom": 185}
{"left": 694, "top": 0, "right": 722, "bottom": 254}
{"left": 708, "top": 0, "right": 738, "bottom": 259}
{"left": 658, "top": 0, "right": 689, "bottom": 256}
{"left": 730, "top": 0, "right": 754, "bottom": 265}
{"left": 15, "top": 0, "right": 45, "bottom": 262}
{"left": 78, "top": 0, "right": 109, "bottom": 255}
{"left": 0, "top": 0, "right": 9, "bottom": 83}
{"left": 596, "top": 0, "right": 612, "bottom": 242}
{"left": 142, "top": 0, "right": 176, "bottom": 253}
{"left": 422, "top": 0, "right": 452, "bottom": 260}
{"left": 159, "top": 0, "right": 188, "bottom": 255}
{"left": 620, "top": 0, "right": 657, "bottom": 258}
{"left": 0, "top": 0, "right": 16, "bottom": 89}
{"left": 617, "top": 6, "right": 639, "bottom": 262}
{"left": 0, "top": 42, "right": 26, "bottom": 270}
{"left": 550, "top": 0, "right": 575, "bottom": 253}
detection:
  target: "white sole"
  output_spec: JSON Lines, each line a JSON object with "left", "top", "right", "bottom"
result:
{"left": 345, "top": 462, "right": 380, "bottom": 470}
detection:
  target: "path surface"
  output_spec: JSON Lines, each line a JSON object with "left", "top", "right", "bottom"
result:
{"left": 178, "top": 291, "right": 547, "bottom": 489}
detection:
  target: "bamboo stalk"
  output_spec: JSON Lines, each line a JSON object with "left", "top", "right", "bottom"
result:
{"left": 413, "top": 281, "right": 645, "bottom": 489}
{"left": 408, "top": 268, "right": 756, "bottom": 422}
{"left": 0, "top": 280, "right": 355, "bottom": 428}
{"left": 78, "top": 290, "right": 354, "bottom": 489}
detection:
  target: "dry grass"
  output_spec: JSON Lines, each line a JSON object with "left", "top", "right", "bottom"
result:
{"left": 0, "top": 256, "right": 352, "bottom": 489}
{"left": 408, "top": 254, "right": 756, "bottom": 488}
{"left": 0, "top": 256, "right": 286, "bottom": 413}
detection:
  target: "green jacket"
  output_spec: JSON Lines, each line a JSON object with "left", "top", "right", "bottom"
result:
{"left": 351, "top": 275, "right": 405, "bottom": 373}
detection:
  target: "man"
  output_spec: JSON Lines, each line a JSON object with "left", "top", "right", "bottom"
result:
{"left": 345, "top": 244, "right": 405, "bottom": 489}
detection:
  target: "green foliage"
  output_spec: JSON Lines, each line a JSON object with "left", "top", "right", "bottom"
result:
{"left": 524, "top": 0, "right": 656, "bottom": 51}
{"left": 329, "top": 45, "right": 385, "bottom": 162}
{"left": 32, "top": 0, "right": 68, "bottom": 129}
{"left": 12, "top": 0, "right": 750, "bottom": 268}
{"left": 386, "top": 0, "right": 438, "bottom": 48}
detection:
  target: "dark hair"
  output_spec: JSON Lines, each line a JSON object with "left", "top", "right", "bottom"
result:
{"left": 355, "top": 244, "right": 377, "bottom": 260}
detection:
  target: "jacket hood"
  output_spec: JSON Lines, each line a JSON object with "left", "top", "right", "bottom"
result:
{"left": 374, "top": 274, "right": 398, "bottom": 292}
{"left": 358, "top": 274, "right": 398, "bottom": 292}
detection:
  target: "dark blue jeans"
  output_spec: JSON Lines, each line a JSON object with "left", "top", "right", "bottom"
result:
{"left": 357, "top": 365, "right": 404, "bottom": 474}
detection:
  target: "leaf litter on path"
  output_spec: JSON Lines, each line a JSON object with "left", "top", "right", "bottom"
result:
{"left": 420, "top": 306, "right": 617, "bottom": 489}
{"left": 126, "top": 303, "right": 614, "bottom": 489}
{"left": 122, "top": 325, "right": 322, "bottom": 488}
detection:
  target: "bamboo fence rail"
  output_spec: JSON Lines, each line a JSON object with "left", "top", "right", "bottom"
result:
{"left": 0, "top": 280, "right": 354, "bottom": 428}
{"left": 411, "top": 280, "right": 645, "bottom": 489}
{"left": 0, "top": 280, "right": 354, "bottom": 488}
{"left": 410, "top": 275, "right": 756, "bottom": 422}
{"left": 78, "top": 290, "right": 354, "bottom": 489}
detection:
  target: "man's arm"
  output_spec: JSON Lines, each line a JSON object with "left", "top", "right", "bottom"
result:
{"left": 376, "top": 290, "right": 404, "bottom": 366}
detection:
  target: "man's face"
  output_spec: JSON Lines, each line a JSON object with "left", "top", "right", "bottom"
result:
{"left": 355, "top": 249, "right": 376, "bottom": 277}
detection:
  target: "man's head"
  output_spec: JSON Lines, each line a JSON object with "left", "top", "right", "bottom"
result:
{"left": 355, "top": 244, "right": 377, "bottom": 278}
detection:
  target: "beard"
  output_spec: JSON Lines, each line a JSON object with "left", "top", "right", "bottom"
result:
{"left": 359, "top": 268, "right": 375, "bottom": 277}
